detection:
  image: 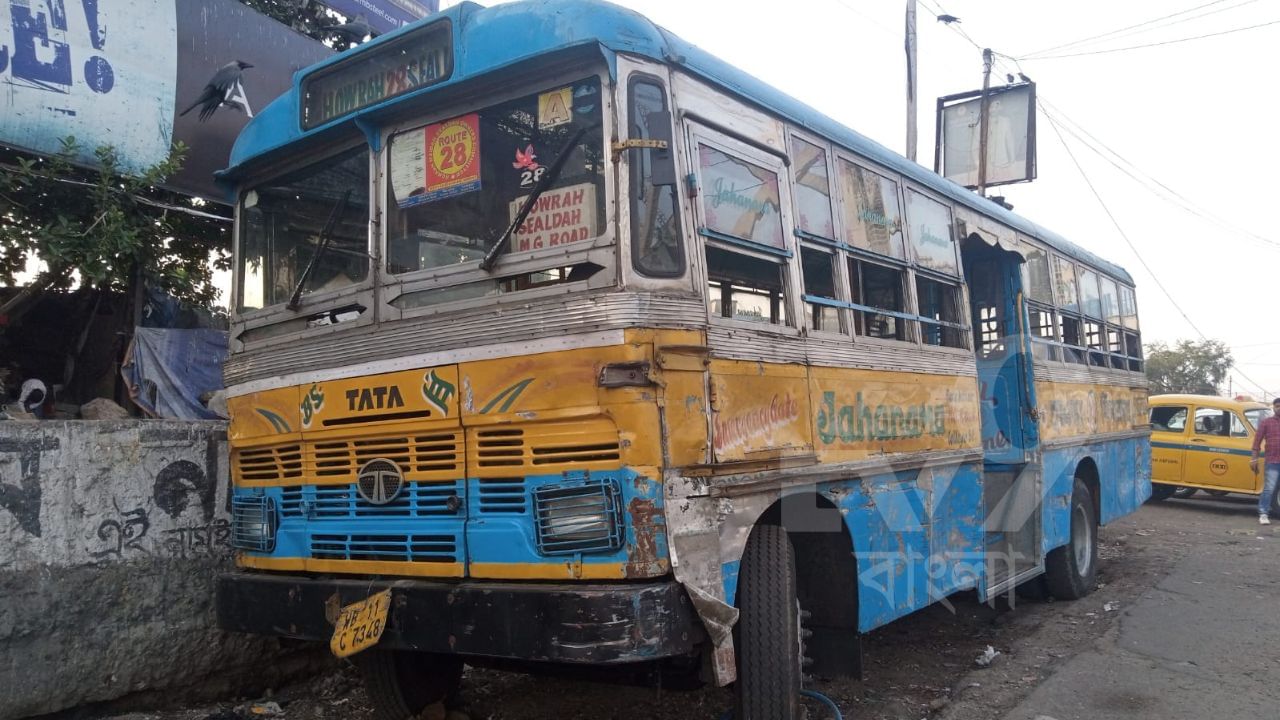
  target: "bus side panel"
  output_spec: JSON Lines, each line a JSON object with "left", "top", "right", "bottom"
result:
{"left": 927, "top": 462, "right": 985, "bottom": 601}
{"left": 1041, "top": 436, "right": 1151, "bottom": 554}
{"left": 709, "top": 462, "right": 982, "bottom": 633}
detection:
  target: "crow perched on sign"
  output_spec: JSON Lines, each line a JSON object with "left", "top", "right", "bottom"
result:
{"left": 179, "top": 60, "right": 253, "bottom": 122}
{"left": 323, "top": 15, "right": 379, "bottom": 43}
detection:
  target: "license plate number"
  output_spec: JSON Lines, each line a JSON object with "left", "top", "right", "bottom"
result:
{"left": 329, "top": 589, "right": 392, "bottom": 658}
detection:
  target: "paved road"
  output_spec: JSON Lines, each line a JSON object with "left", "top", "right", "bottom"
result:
{"left": 998, "top": 494, "right": 1280, "bottom": 720}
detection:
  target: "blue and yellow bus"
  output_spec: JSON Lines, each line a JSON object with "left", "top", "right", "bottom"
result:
{"left": 215, "top": 2, "right": 1151, "bottom": 717}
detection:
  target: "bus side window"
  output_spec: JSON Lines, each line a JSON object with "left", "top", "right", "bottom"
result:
{"left": 1059, "top": 315, "right": 1086, "bottom": 364}
{"left": 707, "top": 247, "right": 787, "bottom": 325}
{"left": 629, "top": 79, "right": 684, "bottom": 277}
{"left": 916, "top": 275, "right": 964, "bottom": 348}
{"left": 801, "top": 246, "right": 840, "bottom": 331}
{"left": 849, "top": 257, "right": 907, "bottom": 340}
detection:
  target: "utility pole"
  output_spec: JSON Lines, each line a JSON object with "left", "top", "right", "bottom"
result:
{"left": 905, "top": 0, "right": 918, "bottom": 162}
{"left": 976, "top": 47, "right": 994, "bottom": 196}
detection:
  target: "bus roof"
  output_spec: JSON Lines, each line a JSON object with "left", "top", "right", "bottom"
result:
{"left": 224, "top": 0, "right": 1133, "bottom": 284}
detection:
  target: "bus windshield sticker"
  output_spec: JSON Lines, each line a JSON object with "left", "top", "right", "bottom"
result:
{"left": 390, "top": 133, "right": 428, "bottom": 207}
{"left": 507, "top": 182, "right": 597, "bottom": 252}
{"left": 538, "top": 87, "right": 573, "bottom": 129}
{"left": 392, "top": 113, "right": 483, "bottom": 208}
{"left": 513, "top": 145, "right": 546, "bottom": 187}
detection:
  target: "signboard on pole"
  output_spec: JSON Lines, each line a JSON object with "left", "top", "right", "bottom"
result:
{"left": 935, "top": 83, "right": 1037, "bottom": 190}
{"left": 319, "top": 0, "right": 438, "bottom": 35}
{"left": 0, "top": 0, "right": 332, "bottom": 202}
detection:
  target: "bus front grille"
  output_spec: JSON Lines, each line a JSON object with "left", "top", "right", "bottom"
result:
{"left": 310, "top": 532, "right": 459, "bottom": 563}
{"left": 278, "top": 480, "right": 464, "bottom": 519}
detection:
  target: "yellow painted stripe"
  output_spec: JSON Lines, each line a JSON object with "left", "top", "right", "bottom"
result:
{"left": 469, "top": 562, "right": 629, "bottom": 580}
{"left": 237, "top": 556, "right": 637, "bottom": 580}
{"left": 238, "top": 555, "right": 465, "bottom": 578}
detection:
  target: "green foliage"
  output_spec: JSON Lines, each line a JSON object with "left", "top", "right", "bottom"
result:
{"left": 238, "top": 0, "right": 359, "bottom": 50}
{"left": 0, "top": 139, "right": 231, "bottom": 310}
{"left": 1145, "top": 339, "right": 1234, "bottom": 396}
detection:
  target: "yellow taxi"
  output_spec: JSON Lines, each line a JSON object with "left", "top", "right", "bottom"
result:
{"left": 1148, "top": 394, "right": 1276, "bottom": 509}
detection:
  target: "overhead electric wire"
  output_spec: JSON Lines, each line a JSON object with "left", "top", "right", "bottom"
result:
{"left": 915, "top": 0, "right": 985, "bottom": 51}
{"left": 1040, "top": 107, "right": 1273, "bottom": 398}
{"left": 1021, "top": 0, "right": 1237, "bottom": 58}
{"left": 1036, "top": 99, "right": 1280, "bottom": 253}
{"left": 1024, "top": 18, "right": 1280, "bottom": 60}
{"left": 1050, "top": 0, "right": 1263, "bottom": 53}
{"left": 1039, "top": 109, "right": 1206, "bottom": 337}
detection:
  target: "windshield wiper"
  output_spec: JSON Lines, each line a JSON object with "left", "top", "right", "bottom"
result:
{"left": 480, "top": 124, "right": 596, "bottom": 272}
{"left": 287, "top": 189, "right": 352, "bottom": 311}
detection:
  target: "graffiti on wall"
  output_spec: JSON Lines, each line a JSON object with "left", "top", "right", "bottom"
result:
{"left": 88, "top": 455, "right": 231, "bottom": 560}
{"left": 0, "top": 436, "right": 60, "bottom": 537}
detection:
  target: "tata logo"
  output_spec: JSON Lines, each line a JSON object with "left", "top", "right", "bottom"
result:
{"left": 356, "top": 458, "right": 405, "bottom": 506}
{"left": 346, "top": 385, "right": 405, "bottom": 412}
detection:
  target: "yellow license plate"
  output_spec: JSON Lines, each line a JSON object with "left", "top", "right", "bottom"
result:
{"left": 330, "top": 589, "right": 392, "bottom": 658}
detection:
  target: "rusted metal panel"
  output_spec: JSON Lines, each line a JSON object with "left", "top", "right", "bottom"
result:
{"left": 708, "top": 359, "right": 812, "bottom": 463}
{"left": 225, "top": 291, "right": 705, "bottom": 388}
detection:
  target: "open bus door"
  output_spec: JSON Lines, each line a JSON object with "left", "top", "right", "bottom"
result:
{"left": 962, "top": 238, "right": 1044, "bottom": 598}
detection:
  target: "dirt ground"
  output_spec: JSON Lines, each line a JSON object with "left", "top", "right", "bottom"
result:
{"left": 89, "top": 492, "right": 1266, "bottom": 720}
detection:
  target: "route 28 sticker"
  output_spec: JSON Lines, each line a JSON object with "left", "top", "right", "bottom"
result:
{"left": 423, "top": 113, "right": 482, "bottom": 201}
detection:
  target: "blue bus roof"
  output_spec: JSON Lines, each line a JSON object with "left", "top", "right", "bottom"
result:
{"left": 225, "top": 0, "right": 1133, "bottom": 284}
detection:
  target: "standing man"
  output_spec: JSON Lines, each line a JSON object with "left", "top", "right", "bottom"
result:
{"left": 1249, "top": 397, "right": 1280, "bottom": 525}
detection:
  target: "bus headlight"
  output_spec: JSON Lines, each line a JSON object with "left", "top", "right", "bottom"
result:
{"left": 230, "top": 494, "right": 277, "bottom": 553}
{"left": 534, "top": 479, "right": 623, "bottom": 555}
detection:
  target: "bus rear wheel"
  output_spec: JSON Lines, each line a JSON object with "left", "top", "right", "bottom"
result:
{"left": 735, "top": 524, "right": 802, "bottom": 720}
{"left": 1044, "top": 478, "right": 1098, "bottom": 600}
{"left": 356, "top": 649, "right": 462, "bottom": 720}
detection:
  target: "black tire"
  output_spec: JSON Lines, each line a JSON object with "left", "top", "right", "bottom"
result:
{"left": 1172, "top": 486, "right": 1198, "bottom": 499}
{"left": 1147, "top": 483, "right": 1176, "bottom": 503}
{"left": 356, "top": 650, "right": 462, "bottom": 720}
{"left": 735, "top": 524, "right": 802, "bottom": 720}
{"left": 1206, "top": 489, "right": 1230, "bottom": 497}
{"left": 1044, "top": 478, "right": 1098, "bottom": 601}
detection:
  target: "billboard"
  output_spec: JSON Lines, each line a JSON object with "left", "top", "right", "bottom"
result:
{"left": 320, "top": 0, "right": 438, "bottom": 35}
{"left": 0, "top": 0, "right": 333, "bottom": 201}
{"left": 935, "top": 83, "right": 1037, "bottom": 190}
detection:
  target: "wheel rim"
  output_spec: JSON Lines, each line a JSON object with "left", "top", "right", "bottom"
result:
{"left": 1072, "top": 503, "right": 1093, "bottom": 575}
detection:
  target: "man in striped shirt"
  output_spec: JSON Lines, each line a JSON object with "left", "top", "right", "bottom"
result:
{"left": 1249, "top": 397, "right": 1280, "bottom": 525}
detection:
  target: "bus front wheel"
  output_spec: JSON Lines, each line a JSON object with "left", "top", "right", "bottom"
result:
{"left": 356, "top": 649, "right": 462, "bottom": 720}
{"left": 735, "top": 524, "right": 803, "bottom": 720}
{"left": 1044, "top": 478, "right": 1098, "bottom": 600}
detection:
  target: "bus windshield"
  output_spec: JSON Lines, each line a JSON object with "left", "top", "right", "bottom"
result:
{"left": 385, "top": 76, "right": 605, "bottom": 276}
{"left": 238, "top": 147, "right": 370, "bottom": 311}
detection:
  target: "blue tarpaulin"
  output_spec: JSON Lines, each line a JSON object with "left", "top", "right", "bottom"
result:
{"left": 123, "top": 328, "right": 229, "bottom": 420}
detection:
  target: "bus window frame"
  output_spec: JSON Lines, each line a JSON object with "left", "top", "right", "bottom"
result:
{"left": 375, "top": 65, "right": 620, "bottom": 321}
{"left": 807, "top": 149, "right": 973, "bottom": 354}
{"left": 1026, "top": 248, "right": 1143, "bottom": 373}
{"left": 231, "top": 138, "right": 379, "bottom": 347}
{"left": 688, "top": 124, "right": 801, "bottom": 334}
{"left": 787, "top": 130, "right": 852, "bottom": 339}
{"left": 627, "top": 72, "right": 687, "bottom": 280}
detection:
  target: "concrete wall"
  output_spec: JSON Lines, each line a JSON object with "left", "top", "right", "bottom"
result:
{"left": 0, "top": 421, "right": 320, "bottom": 719}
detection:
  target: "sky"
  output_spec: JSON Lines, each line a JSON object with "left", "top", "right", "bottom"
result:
{"left": 427, "top": 0, "right": 1279, "bottom": 399}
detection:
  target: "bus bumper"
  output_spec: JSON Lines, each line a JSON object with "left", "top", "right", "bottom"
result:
{"left": 216, "top": 572, "right": 705, "bottom": 664}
